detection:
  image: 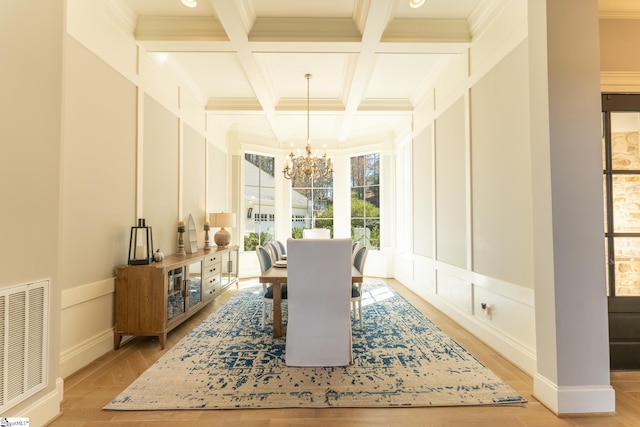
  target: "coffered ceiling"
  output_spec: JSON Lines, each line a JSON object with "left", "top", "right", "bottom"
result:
{"left": 110, "top": 0, "right": 635, "bottom": 149}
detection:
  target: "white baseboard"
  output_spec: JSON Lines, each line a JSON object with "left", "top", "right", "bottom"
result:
{"left": 533, "top": 373, "right": 616, "bottom": 415}
{"left": 11, "top": 378, "right": 62, "bottom": 427}
{"left": 59, "top": 328, "right": 115, "bottom": 378}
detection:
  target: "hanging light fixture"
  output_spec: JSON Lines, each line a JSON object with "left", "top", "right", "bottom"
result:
{"left": 282, "top": 74, "right": 333, "bottom": 180}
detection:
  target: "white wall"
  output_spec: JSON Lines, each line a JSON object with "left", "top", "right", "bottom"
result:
{"left": 0, "top": 0, "right": 65, "bottom": 424}
{"left": 396, "top": 0, "right": 537, "bottom": 376}
{"left": 58, "top": 0, "right": 228, "bottom": 386}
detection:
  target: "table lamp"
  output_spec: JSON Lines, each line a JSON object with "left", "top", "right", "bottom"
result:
{"left": 210, "top": 212, "right": 236, "bottom": 248}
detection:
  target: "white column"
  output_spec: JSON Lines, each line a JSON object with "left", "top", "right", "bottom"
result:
{"left": 528, "top": 0, "right": 615, "bottom": 414}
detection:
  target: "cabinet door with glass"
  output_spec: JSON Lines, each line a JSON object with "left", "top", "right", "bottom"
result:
{"left": 167, "top": 266, "right": 185, "bottom": 322}
{"left": 186, "top": 260, "right": 203, "bottom": 310}
{"left": 221, "top": 247, "right": 239, "bottom": 288}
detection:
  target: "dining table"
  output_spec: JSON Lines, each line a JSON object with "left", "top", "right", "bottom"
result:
{"left": 259, "top": 259, "right": 363, "bottom": 338}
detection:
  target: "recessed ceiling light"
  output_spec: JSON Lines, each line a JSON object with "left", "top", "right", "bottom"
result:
{"left": 181, "top": 0, "right": 197, "bottom": 8}
{"left": 409, "top": 0, "right": 425, "bottom": 8}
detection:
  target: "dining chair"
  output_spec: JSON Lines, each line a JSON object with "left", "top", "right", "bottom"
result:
{"left": 351, "top": 241, "right": 360, "bottom": 262}
{"left": 285, "top": 238, "right": 352, "bottom": 366}
{"left": 256, "top": 245, "right": 287, "bottom": 330}
{"left": 267, "top": 241, "right": 281, "bottom": 262}
{"left": 276, "top": 240, "right": 286, "bottom": 258}
{"left": 351, "top": 245, "right": 369, "bottom": 329}
{"left": 302, "top": 228, "right": 330, "bottom": 239}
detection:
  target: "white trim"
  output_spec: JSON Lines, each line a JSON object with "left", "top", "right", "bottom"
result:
{"left": 601, "top": 71, "right": 640, "bottom": 92}
{"left": 60, "top": 278, "right": 114, "bottom": 309}
{"left": 59, "top": 329, "right": 117, "bottom": 379}
{"left": 11, "top": 378, "right": 62, "bottom": 427}
{"left": 533, "top": 373, "right": 616, "bottom": 415}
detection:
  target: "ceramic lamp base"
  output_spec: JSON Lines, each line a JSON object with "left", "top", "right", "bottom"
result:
{"left": 214, "top": 228, "right": 230, "bottom": 248}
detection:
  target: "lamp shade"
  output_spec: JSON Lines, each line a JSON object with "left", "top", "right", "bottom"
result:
{"left": 210, "top": 212, "right": 236, "bottom": 228}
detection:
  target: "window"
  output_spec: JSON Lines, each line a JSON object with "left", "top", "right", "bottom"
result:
{"left": 290, "top": 167, "right": 334, "bottom": 238}
{"left": 350, "top": 153, "right": 380, "bottom": 249}
{"left": 397, "top": 140, "right": 412, "bottom": 253}
{"left": 243, "top": 153, "right": 275, "bottom": 251}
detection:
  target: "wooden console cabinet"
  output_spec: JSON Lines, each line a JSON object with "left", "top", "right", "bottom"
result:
{"left": 114, "top": 245, "right": 239, "bottom": 350}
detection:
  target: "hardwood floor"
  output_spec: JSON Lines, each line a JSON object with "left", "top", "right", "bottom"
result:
{"left": 47, "top": 278, "right": 640, "bottom": 427}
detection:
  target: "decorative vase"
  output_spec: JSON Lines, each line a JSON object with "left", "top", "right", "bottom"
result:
{"left": 154, "top": 249, "right": 165, "bottom": 262}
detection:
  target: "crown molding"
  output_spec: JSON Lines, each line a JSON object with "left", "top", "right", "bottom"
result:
{"left": 601, "top": 71, "right": 640, "bottom": 92}
{"left": 205, "top": 98, "right": 262, "bottom": 111}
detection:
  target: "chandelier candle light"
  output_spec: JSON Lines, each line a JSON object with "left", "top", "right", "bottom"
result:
{"left": 282, "top": 74, "right": 333, "bottom": 180}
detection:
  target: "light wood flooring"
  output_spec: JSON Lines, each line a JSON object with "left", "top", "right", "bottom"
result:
{"left": 47, "top": 278, "right": 640, "bottom": 427}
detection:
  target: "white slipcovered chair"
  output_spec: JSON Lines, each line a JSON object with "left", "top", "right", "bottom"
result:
{"left": 285, "top": 238, "right": 353, "bottom": 366}
{"left": 302, "top": 228, "right": 330, "bottom": 239}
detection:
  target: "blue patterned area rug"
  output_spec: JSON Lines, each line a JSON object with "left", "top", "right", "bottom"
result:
{"left": 105, "top": 281, "right": 526, "bottom": 410}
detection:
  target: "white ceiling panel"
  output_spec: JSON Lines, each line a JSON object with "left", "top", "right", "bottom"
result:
{"left": 251, "top": 0, "right": 356, "bottom": 18}
{"left": 169, "top": 52, "right": 254, "bottom": 97}
{"left": 365, "top": 53, "right": 443, "bottom": 99}
{"left": 258, "top": 53, "right": 350, "bottom": 101}
{"left": 114, "top": 0, "right": 636, "bottom": 147}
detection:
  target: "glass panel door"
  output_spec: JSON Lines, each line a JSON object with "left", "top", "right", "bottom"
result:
{"left": 601, "top": 93, "right": 640, "bottom": 369}
{"left": 605, "top": 111, "right": 640, "bottom": 296}
{"left": 186, "top": 260, "right": 203, "bottom": 309}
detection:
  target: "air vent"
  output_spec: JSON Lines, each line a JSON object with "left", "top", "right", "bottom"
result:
{"left": 0, "top": 280, "right": 49, "bottom": 412}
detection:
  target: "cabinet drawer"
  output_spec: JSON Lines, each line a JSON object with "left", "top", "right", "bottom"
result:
{"left": 203, "top": 273, "right": 221, "bottom": 289}
{"left": 203, "top": 263, "right": 220, "bottom": 278}
{"left": 203, "top": 277, "right": 222, "bottom": 299}
{"left": 204, "top": 253, "right": 221, "bottom": 267}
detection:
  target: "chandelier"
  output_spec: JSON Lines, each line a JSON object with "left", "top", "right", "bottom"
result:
{"left": 282, "top": 74, "right": 333, "bottom": 180}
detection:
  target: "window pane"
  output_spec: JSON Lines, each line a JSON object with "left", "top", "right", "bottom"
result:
{"left": 611, "top": 112, "right": 640, "bottom": 170}
{"left": 612, "top": 175, "right": 640, "bottom": 232}
{"left": 603, "top": 177, "right": 608, "bottom": 233}
{"left": 365, "top": 185, "right": 380, "bottom": 209}
{"left": 605, "top": 238, "right": 610, "bottom": 297}
{"left": 350, "top": 153, "right": 380, "bottom": 249}
{"left": 614, "top": 237, "right": 640, "bottom": 296}
{"left": 291, "top": 168, "right": 334, "bottom": 238}
{"left": 244, "top": 153, "right": 275, "bottom": 251}
{"left": 365, "top": 153, "right": 379, "bottom": 185}
{"left": 351, "top": 156, "right": 364, "bottom": 187}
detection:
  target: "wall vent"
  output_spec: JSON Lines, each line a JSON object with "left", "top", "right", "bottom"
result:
{"left": 0, "top": 280, "right": 49, "bottom": 412}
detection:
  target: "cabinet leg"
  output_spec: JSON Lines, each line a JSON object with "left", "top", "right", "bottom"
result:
{"left": 159, "top": 333, "right": 167, "bottom": 350}
{"left": 114, "top": 333, "right": 122, "bottom": 350}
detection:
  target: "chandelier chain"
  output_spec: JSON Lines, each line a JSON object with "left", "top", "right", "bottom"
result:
{"left": 282, "top": 73, "right": 333, "bottom": 180}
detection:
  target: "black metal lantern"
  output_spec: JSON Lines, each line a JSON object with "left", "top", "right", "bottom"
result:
{"left": 128, "top": 218, "right": 154, "bottom": 265}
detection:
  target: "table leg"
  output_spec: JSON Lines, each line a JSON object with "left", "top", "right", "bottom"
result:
{"left": 273, "top": 282, "right": 282, "bottom": 338}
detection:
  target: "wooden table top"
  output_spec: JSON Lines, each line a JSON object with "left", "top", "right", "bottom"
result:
{"left": 259, "top": 264, "right": 363, "bottom": 283}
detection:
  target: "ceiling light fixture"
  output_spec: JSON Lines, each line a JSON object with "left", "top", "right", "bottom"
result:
{"left": 181, "top": 0, "right": 197, "bottom": 8}
{"left": 409, "top": 0, "right": 425, "bottom": 8}
{"left": 282, "top": 74, "right": 333, "bottom": 181}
